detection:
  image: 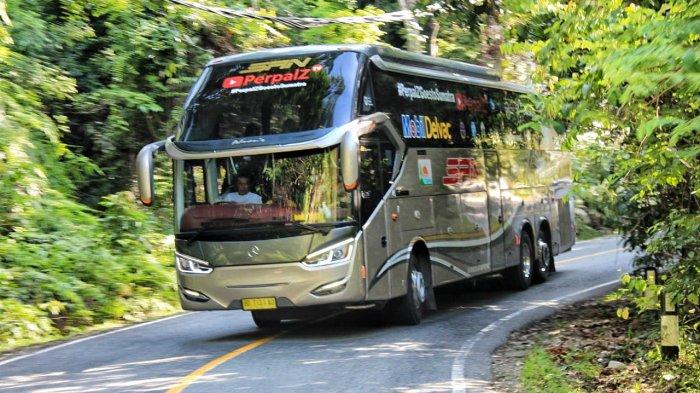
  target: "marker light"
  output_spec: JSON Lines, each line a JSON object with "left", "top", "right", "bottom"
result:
{"left": 175, "top": 252, "right": 213, "bottom": 274}
{"left": 303, "top": 239, "right": 354, "bottom": 267}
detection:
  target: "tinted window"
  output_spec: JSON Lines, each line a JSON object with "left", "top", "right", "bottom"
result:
{"left": 178, "top": 52, "right": 362, "bottom": 141}
{"left": 359, "top": 129, "right": 396, "bottom": 224}
{"left": 370, "top": 66, "right": 534, "bottom": 149}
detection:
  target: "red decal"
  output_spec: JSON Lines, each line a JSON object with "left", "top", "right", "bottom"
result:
{"left": 222, "top": 68, "right": 312, "bottom": 89}
{"left": 447, "top": 158, "right": 459, "bottom": 166}
{"left": 455, "top": 93, "right": 467, "bottom": 111}
{"left": 222, "top": 76, "right": 244, "bottom": 88}
{"left": 443, "top": 176, "right": 459, "bottom": 185}
{"left": 447, "top": 167, "right": 459, "bottom": 175}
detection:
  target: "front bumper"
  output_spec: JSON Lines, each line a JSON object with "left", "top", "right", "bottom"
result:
{"left": 177, "top": 258, "right": 365, "bottom": 311}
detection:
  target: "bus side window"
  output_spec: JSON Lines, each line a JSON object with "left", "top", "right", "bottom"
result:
{"left": 184, "top": 160, "right": 207, "bottom": 205}
{"left": 359, "top": 130, "right": 396, "bottom": 224}
{"left": 359, "top": 74, "right": 375, "bottom": 115}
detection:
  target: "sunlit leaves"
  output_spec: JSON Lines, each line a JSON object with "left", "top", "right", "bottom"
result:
{"left": 504, "top": 0, "right": 699, "bottom": 327}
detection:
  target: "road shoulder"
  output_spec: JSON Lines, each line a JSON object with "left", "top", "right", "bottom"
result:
{"left": 491, "top": 296, "right": 699, "bottom": 392}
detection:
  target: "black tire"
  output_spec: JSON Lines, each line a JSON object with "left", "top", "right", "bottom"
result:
{"left": 534, "top": 229, "right": 554, "bottom": 283}
{"left": 251, "top": 311, "right": 281, "bottom": 328}
{"left": 385, "top": 253, "right": 427, "bottom": 325}
{"left": 504, "top": 231, "right": 534, "bottom": 290}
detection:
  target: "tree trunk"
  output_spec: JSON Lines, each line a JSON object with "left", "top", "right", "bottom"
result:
{"left": 428, "top": 18, "right": 440, "bottom": 57}
{"left": 479, "top": 13, "right": 503, "bottom": 73}
{"left": 397, "top": 0, "right": 425, "bottom": 53}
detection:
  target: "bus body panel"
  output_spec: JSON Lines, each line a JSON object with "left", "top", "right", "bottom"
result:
{"left": 179, "top": 235, "right": 366, "bottom": 310}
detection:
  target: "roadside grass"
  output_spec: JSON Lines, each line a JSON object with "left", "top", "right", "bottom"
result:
{"left": 521, "top": 346, "right": 578, "bottom": 393}
{"left": 499, "top": 298, "right": 700, "bottom": 392}
{"left": 575, "top": 217, "right": 613, "bottom": 241}
{"left": 0, "top": 308, "right": 180, "bottom": 355}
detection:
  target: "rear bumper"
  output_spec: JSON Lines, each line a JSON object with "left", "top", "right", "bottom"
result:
{"left": 177, "top": 258, "right": 365, "bottom": 311}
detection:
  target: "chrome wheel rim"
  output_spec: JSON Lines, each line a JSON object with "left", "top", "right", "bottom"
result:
{"left": 411, "top": 268, "right": 426, "bottom": 307}
{"left": 538, "top": 239, "right": 551, "bottom": 273}
{"left": 522, "top": 243, "right": 532, "bottom": 279}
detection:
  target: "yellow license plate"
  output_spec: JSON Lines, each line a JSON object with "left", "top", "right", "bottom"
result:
{"left": 242, "top": 297, "right": 277, "bottom": 310}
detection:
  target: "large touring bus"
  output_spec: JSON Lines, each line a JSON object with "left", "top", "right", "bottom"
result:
{"left": 137, "top": 44, "right": 575, "bottom": 327}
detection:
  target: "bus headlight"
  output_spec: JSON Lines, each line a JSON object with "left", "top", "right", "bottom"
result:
{"left": 176, "top": 252, "right": 213, "bottom": 274}
{"left": 303, "top": 239, "right": 354, "bottom": 267}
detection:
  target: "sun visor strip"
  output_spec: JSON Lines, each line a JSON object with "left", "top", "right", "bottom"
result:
{"left": 173, "top": 128, "right": 332, "bottom": 152}
{"left": 164, "top": 117, "right": 378, "bottom": 160}
{"left": 369, "top": 55, "right": 535, "bottom": 94}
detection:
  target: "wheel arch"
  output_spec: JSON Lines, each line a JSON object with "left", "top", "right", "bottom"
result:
{"left": 519, "top": 219, "right": 535, "bottom": 245}
{"left": 537, "top": 218, "right": 553, "bottom": 246}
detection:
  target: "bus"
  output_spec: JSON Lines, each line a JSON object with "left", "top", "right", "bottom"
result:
{"left": 136, "top": 44, "right": 575, "bottom": 327}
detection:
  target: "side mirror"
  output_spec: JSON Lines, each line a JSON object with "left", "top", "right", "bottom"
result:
{"left": 340, "top": 131, "right": 359, "bottom": 192}
{"left": 136, "top": 140, "right": 166, "bottom": 206}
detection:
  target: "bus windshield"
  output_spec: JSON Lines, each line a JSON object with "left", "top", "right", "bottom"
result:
{"left": 179, "top": 147, "right": 354, "bottom": 234}
{"left": 177, "top": 52, "right": 361, "bottom": 142}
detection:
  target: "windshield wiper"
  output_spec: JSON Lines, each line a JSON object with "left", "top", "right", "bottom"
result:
{"left": 186, "top": 217, "right": 249, "bottom": 245}
{"left": 283, "top": 221, "right": 331, "bottom": 235}
{"left": 183, "top": 219, "right": 339, "bottom": 244}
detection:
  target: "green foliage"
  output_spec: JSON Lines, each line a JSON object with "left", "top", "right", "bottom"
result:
{"left": 503, "top": 0, "right": 699, "bottom": 333}
{"left": 521, "top": 347, "right": 577, "bottom": 393}
{"left": 0, "top": 0, "right": 486, "bottom": 350}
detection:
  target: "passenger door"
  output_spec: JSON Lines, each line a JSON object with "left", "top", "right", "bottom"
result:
{"left": 359, "top": 128, "right": 397, "bottom": 299}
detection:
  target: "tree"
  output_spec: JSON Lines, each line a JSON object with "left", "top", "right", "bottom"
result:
{"left": 502, "top": 0, "right": 699, "bottom": 325}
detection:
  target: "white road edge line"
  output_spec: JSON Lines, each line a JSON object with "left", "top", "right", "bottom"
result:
{"left": 0, "top": 312, "right": 190, "bottom": 367}
{"left": 450, "top": 279, "right": 620, "bottom": 393}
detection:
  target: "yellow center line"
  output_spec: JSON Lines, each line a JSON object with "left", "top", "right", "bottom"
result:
{"left": 166, "top": 333, "right": 281, "bottom": 393}
{"left": 166, "top": 311, "right": 346, "bottom": 393}
{"left": 556, "top": 247, "right": 625, "bottom": 266}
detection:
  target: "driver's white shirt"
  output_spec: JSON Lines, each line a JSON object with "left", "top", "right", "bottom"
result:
{"left": 221, "top": 191, "right": 262, "bottom": 204}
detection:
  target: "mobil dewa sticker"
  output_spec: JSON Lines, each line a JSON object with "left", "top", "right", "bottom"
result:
{"left": 418, "top": 159, "right": 433, "bottom": 185}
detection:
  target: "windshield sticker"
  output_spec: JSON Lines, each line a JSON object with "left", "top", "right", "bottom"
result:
{"left": 240, "top": 57, "right": 312, "bottom": 74}
{"left": 222, "top": 64, "right": 324, "bottom": 94}
{"left": 455, "top": 92, "right": 487, "bottom": 112}
{"left": 228, "top": 82, "right": 307, "bottom": 94}
{"left": 223, "top": 67, "right": 313, "bottom": 89}
{"left": 459, "top": 121, "right": 467, "bottom": 140}
{"left": 401, "top": 114, "right": 452, "bottom": 140}
{"left": 418, "top": 159, "right": 433, "bottom": 185}
{"left": 397, "top": 83, "right": 456, "bottom": 103}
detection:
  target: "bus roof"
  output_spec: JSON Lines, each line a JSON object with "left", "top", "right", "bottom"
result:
{"left": 206, "top": 44, "right": 534, "bottom": 94}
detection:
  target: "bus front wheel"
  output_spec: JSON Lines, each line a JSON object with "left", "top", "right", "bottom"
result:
{"left": 385, "top": 253, "right": 427, "bottom": 325}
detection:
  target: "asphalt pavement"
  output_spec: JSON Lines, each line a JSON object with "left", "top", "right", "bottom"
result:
{"left": 0, "top": 236, "right": 633, "bottom": 393}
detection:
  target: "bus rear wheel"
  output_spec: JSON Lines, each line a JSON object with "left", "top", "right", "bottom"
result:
{"left": 534, "top": 229, "right": 554, "bottom": 283}
{"left": 251, "top": 311, "right": 281, "bottom": 328}
{"left": 385, "top": 254, "right": 427, "bottom": 325}
{"left": 504, "top": 231, "right": 534, "bottom": 290}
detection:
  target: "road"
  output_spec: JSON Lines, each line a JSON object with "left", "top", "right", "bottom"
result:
{"left": 0, "top": 236, "right": 633, "bottom": 393}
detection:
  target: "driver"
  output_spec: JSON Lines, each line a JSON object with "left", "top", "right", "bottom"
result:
{"left": 221, "top": 175, "right": 262, "bottom": 204}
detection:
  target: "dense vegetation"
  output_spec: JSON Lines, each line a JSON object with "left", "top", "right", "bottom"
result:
{"left": 1, "top": 0, "right": 697, "bottom": 355}
{"left": 503, "top": 0, "right": 699, "bottom": 334}
{"left": 0, "top": 0, "right": 493, "bottom": 349}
